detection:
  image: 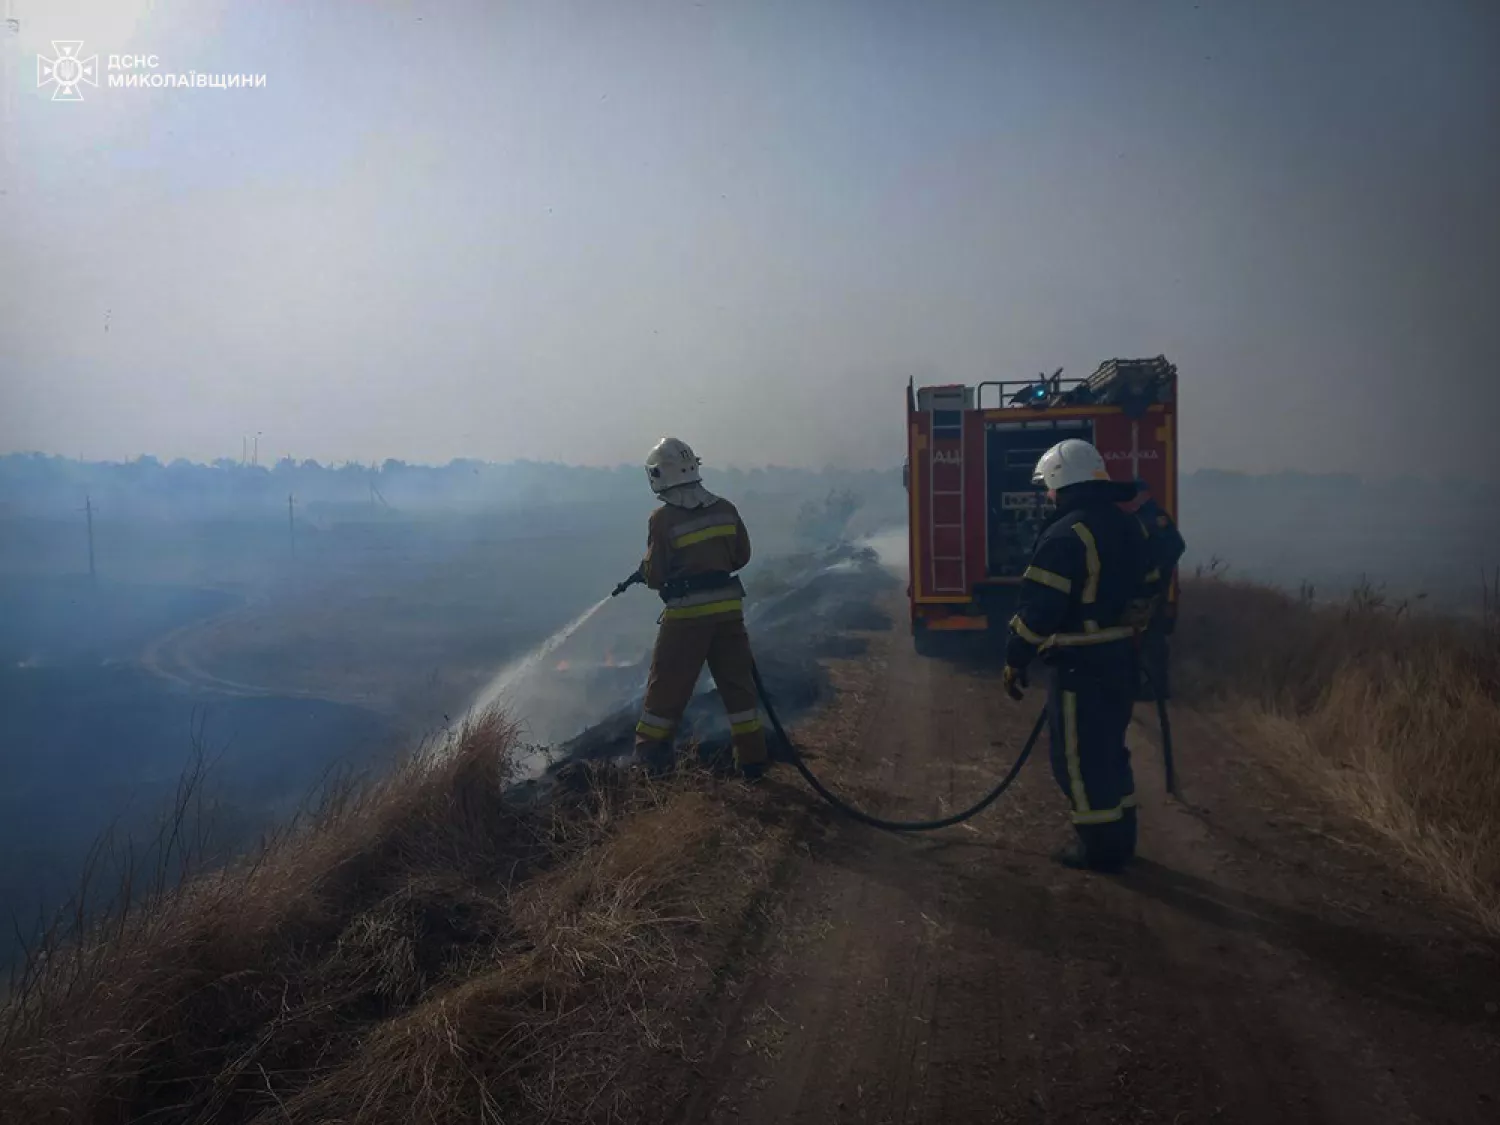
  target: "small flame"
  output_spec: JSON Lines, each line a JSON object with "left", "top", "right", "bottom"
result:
{"left": 555, "top": 659, "right": 570, "bottom": 672}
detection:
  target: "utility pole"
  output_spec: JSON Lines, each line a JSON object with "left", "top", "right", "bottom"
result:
{"left": 84, "top": 494, "right": 96, "bottom": 585}
{"left": 253, "top": 432, "right": 261, "bottom": 467}
{"left": 288, "top": 493, "right": 296, "bottom": 557}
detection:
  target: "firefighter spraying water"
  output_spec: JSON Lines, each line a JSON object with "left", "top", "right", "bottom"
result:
{"left": 613, "top": 437, "right": 769, "bottom": 780}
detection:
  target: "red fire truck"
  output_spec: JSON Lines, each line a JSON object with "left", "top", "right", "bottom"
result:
{"left": 904, "top": 356, "right": 1179, "bottom": 650}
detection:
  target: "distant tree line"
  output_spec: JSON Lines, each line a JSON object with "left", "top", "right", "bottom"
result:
{"left": 0, "top": 453, "right": 903, "bottom": 521}
{"left": 6, "top": 452, "right": 1485, "bottom": 531}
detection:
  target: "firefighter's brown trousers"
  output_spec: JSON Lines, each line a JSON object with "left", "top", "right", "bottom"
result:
{"left": 635, "top": 615, "right": 768, "bottom": 771}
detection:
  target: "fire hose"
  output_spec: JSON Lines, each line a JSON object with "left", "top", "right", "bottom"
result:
{"left": 752, "top": 660, "right": 1177, "bottom": 833}
{"left": 753, "top": 658, "right": 1046, "bottom": 832}
{"left": 612, "top": 571, "right": 1177, "bottom": 833}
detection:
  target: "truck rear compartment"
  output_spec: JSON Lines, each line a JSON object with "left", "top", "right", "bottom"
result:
{"left": 985, "top": 418, "right": 1093, "bottom": 578}
{"left": 906, "top": 357, "right": 1178, "bottom": 644}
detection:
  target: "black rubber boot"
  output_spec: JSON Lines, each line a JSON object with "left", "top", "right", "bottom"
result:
{"left": 1056, "top": 823, "right": 1131, "bottom": 873}
{"left": 633, "top": 742, "right": 676, "bottom": 779}
{"left": 1053, "top": 841, "right": 1093, "bottom": 871}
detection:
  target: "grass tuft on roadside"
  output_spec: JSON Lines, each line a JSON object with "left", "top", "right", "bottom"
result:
{"left": 1175, "top": 570, "right": 1500, "bottom": 935}
{"left": 0, "top": 714, "right": 779, "bottom": 1125}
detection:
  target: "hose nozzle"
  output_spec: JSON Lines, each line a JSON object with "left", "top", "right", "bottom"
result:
{"left": 611, "top": 567, "right": 645, "bottom": 598}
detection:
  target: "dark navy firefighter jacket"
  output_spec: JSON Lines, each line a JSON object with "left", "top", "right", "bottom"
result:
{"left": 1006, "top": 482, "right": 1151, "bottom": 670}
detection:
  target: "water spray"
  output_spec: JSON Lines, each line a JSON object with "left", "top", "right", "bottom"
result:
{"left": 472, "top": 596, "right": 612, "bottom": 715}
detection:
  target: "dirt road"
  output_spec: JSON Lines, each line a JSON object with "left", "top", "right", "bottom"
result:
{"left": 669, "top": 610, "right": 1500, "bottom": 1124}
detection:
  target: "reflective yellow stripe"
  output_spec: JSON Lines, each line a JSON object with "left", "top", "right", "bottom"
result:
{"left": 672, "top": 524, "right": 737, "bottom": 548}
{"left": 1008, "top": 613, "right": 1047, "bottom": 646}
{"left": 1072, "top": 524, "right": 1100, "bottom": 605}
{"left": 1063, "top": 689, "right": 1090, "bottom": 814}
{"left": 635, "top": 721, "right": 672, "bottom": 740}
{"left": 1073, "top": 794, "right": 1135, "bottom": 824}
{"left": 1144, "top": 568, "right": 1161, "bottom": 583}
{"left": 662, "top": 580, "right": 745, "bottom": 610}
{"left": 671, "top": 510, "right": 732, "bottom": 536}
{"left": 731, "top": 718, "right": 763, "bottom": 735}
{"left": 1023, "top": 566, "right": 1072, "bottom": 594}
{"left": 1044, "top": 626, "right": 1136, "bottom": 648}
{"left": 1073, "top": 806, "right": 1126, "bottom": 825}
{"left": 661, "top": 598, "right": 743, "bottom": 620}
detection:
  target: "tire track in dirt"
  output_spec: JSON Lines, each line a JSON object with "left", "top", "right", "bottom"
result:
{"left": 137, "top": 593, "right": 358, "bottom": 703}
{"left": 671, "top": 596, "right": 1500, "bottom": 1125}
{"left": 137, "top": 597, "right": 267, "bottom": 697}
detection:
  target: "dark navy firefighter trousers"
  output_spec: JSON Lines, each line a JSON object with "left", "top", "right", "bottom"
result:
{"left": 1044, "top": 642, "right": 1139, "bottom": 867}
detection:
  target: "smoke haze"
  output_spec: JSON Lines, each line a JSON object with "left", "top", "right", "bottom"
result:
{"left": 4, "top": 0, "right": 1498, "bottom": 475}
{"left": 2, "top": 0, "right": 1498, "bottom": 959}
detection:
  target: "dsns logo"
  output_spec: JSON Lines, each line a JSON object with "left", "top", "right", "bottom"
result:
{"left": 37, "top": 41, "right": 100, "bottom": 101}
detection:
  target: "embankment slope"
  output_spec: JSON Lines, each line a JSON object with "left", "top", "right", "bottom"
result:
{"left": 3, "top": 569, "right": 1497, "bottom": 1124}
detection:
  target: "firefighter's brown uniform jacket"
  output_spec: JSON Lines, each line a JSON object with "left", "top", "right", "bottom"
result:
{"left": 634, "top": 495, "right": 768, "bottom": 769}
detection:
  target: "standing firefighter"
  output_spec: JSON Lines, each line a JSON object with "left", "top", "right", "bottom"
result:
{"left": 627, "top": 437, "right": 769, "bottom": 779}
{"left": 1002, "top": 439, "right": 1148, "bottom": 872}
{"left": 1120, "top": 480, "right": 1186, "bottom": 701}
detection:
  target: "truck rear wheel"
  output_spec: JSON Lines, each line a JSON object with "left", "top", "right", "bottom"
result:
{"left": 912, "top": 620, "right": 941, "bottom": 657}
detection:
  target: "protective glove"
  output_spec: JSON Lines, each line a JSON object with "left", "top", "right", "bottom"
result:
{"left": 1002, "top": 662, "right": 1028, "bottom": 702}
{"left": 1122, "top": 595, "right": 1159, "bottom": 630}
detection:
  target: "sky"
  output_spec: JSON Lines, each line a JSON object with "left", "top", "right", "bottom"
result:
{"left": 1, "top": 0, "right": 1497, "bottom": 476}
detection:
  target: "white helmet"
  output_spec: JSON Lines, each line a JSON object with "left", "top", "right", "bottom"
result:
{"left": 645, "top": 436, "right": 702, "bottom": 494}
{"left": 1032, "top": 439, "right": 1111, "bottom": 492}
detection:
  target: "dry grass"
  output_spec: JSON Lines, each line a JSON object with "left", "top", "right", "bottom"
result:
{"left": 0, "top": 715, "right": 775, "bottom": 1124}
{"left": 1175, "top": 567, "right": 1500, "bottom": 935}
